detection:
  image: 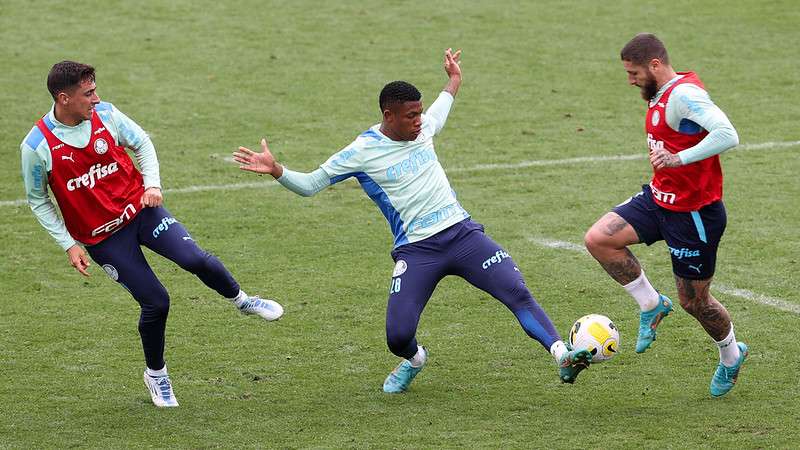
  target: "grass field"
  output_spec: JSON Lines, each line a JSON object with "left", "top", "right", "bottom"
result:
{"left": 1, "top": 1, "right": 799, "bottom": 448}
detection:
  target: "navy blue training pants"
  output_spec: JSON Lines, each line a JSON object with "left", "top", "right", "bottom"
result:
{"left": 386, "top": 219, "right": 560, "bottom": 359}
{"left": 86, "top": 206, "right": 239, "bottom": 370}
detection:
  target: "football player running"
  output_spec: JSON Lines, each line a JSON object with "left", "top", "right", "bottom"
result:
{"left": 584, "top": 34, "right": 747, "bottom": 397}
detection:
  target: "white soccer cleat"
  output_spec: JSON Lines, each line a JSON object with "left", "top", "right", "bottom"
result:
{"left": 143, "top": 371, "right": 179, "bottom": 407}
{"left": 236, "top": 296, "right": 284, "bottom": 321}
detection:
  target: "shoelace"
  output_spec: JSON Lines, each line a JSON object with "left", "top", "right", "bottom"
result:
{"left": 240, "top": 298, "right": 271, "bottom": 310}
{"left": 156, "top": 377, "right": 173, "bottom": 397}
{"left": 715, "top": 364, "right": 738, "bottom": 381}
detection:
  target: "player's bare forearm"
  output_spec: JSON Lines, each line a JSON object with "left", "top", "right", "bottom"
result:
{"left": 443, "top": 75, "right": 462, "bottom": 98}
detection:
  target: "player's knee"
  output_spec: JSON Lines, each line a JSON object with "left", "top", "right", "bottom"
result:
{"left": 386, "top": 329, "right": 415, "bottom": 357}
{"left": 678, "top": 295, "right": 696, "bottom": 315}
{"left": 502, "top": 280, "right": 535, "bottom": 310}
{"left": 178, "top": 251, "right": 214, "bottom": 274}
{"left": 584, "top": 226, "right": 608, "bottom": 254}
{"left": 678, "top": 292, "right": 710, "bottom": 317}
{"left": 138, "top": 288, "right": 170, "bottom": 321}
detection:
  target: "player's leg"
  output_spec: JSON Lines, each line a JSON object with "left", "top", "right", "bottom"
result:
{"left": 585, "top": 187, "right": 674, "bottom": 353}
{"left": 674, "top": 276, "right": 747, "bottom": 396}
{"left": 85, "top": 223, "right": 178, "bottom": 407}
{"left": 666, "top": 201, "right": 747, "bottom": 396}
{"left": 382, "top": 245, "right": 444, "bottom": 393}
{"left": 139, "top": 206, "right": 283, "bottom": 321}
{"left": 449, "top": 221, "right": 591, "bottom": 383}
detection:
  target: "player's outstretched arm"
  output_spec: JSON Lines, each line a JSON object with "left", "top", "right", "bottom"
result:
{"left": 443, "top": 48, "right": 462, "bottom": 97}
{"left": 234, "top": 138, "right": 284, "bottom": 179}
{"left": 426, "top": 48, "right": 462, "bottom": 135}
{"left": 233, "top": 138, "right": 330, "bottom": 197}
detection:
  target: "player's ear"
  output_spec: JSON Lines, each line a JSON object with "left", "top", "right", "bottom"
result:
{"left": 56, "top": 91, "right": 69, "bottom": 105}
{"left": 382, "top": 108, "right": 393, "bottom": 123}
{"left": 649, "top": 58, "right": 661, "bottom": 72}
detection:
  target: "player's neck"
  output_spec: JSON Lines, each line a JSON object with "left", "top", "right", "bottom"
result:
{"left": 379, "top": 123, "right": 403, "bottom": 141}
{"left": 655, "top": 67, "right": 679, "bottom": 91}
{"left": 53, "top": 105, "right": 83, "bottom": 126}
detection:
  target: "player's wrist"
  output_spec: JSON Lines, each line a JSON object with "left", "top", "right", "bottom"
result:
{"left": 271, "top": 163, "right": 284, "bottom": 179}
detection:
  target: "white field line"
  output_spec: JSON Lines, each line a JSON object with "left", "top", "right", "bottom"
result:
{"left": 1, "top": 180, "right": 280, "bottom": 207}
{"left": 527, "top": 236, "right": 800, "bottom": 315}
{"left": 449, "top": 139, "right": 800, "bottom": 173}
{"left": 3, "top": 140, "right": 798, "bottom": 208}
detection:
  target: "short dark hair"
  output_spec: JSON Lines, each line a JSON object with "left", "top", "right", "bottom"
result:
{"left": 620, "top": 33, "right": 669, "bottom": 66}
{"left": 47, "top": 61, "right": 95, "bottom": 100}
{"left": 379, "top": 81, "right": 421, "bottom": 112}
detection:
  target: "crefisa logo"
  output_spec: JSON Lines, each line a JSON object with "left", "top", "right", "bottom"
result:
{"left": 668, "top": 246, "right": 701, "bottom": 259}
{"left": 94, "top": 138, "right": 109, "bottom": 155}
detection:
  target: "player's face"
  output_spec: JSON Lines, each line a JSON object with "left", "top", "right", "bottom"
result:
{"left": 386, "top": 100, "right": 423, "bottom": 141}
{"left": 623, "top": 60, "right": 658, "bottom": 101}
{"left": 59, "top": 79, "right": 100, "bottom": 123}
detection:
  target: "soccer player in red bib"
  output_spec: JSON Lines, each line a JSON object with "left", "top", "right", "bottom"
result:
{"left": 20, "top": 61, "right": 284, "bottom": 407}
{"left": 584, "top": 34, "right": 748, "bottom": 397}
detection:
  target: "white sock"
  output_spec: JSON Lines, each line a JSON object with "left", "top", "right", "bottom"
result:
{"left": 550, "top": 340, "right": 568, "bottom": 362}
{"left": 231, "top": 290, "right": 247, "bottom": 304}
{"left": 146, "top": 364, "right": 168, "bottom": 377}
{"left": 622, "top": 270, "right": 660, "bottom": 311}
{"left": 716, "top": 324, "right": 741, "bottom": 367}
{"left": 408, "top": 346, "right": 427, "bottom": 368}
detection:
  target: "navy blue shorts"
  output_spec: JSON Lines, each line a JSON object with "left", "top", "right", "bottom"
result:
{"left": 612, "top": 185, "right": 726, "bottom": 280}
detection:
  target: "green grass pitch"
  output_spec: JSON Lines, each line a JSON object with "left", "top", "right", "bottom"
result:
{"left": 1, "top": 1, "right": 798, "bottom": 448}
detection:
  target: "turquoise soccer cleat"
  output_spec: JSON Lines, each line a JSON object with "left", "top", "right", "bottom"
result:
{"left": 383, "top": 358, "right": 425, "bottom": 393}
{"left": 559, "top": 345, "right": 593, "bottom": 384}
{"left": 636, "top": 294, "right": 674, "bottom": 353}
{"left": 710, "top": 342, "right": 748, "bottom": 397}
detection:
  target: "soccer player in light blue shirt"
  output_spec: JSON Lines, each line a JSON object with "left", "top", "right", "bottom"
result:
{"left": 235, "top": 49, "right": 593, "bottom": 392}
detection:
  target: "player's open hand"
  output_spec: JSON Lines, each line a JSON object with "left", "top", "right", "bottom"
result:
{"left": 66, "top": 244, "right": 90, "bottom": 277}
{"left": 233, "top": 138, "right": 282, "bottom": 178}
{"left": 444, "top": 48, "right": 462, "bottom": 79}
{"left": 140, "top": 187, "right": 163, "bottom": 208}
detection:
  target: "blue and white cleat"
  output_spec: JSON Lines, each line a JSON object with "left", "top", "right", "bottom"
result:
{"left": 383, "top": 358, "right": 426, "bottom": 393}
{"left": 237, "top": 296, "right": 284, "bottom": 321}
{"left": 710, "top": 342, "right": 748, "bottom": 397}
{"left": 143, "top": 372, "right": 179, "bottom": 408}
{"left": 636, "top": 294, "right": 674, "bottom": 353}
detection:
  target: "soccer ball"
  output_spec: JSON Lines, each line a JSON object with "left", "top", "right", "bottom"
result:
{"left": 568, "top": 314, "right": 620, "bottom": 362}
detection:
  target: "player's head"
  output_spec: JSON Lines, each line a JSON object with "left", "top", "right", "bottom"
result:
{"left": 48, "top": 61, "right": 100, "bottom": 123}
{"left": 620, "top": 33, "right": 671, "bottom": 100}
{"left": 379, "top": 81, "right": 423, "bottom": 141}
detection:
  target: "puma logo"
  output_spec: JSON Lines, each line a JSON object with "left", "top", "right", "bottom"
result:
{"left": 61, "top": 152, "right": 75, "bottom": 163}
{"left": 688, "top": 264, "right": 703, "bottom": 274}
